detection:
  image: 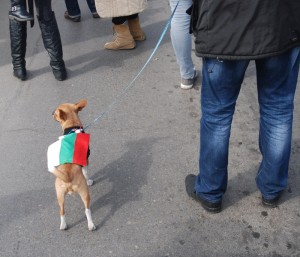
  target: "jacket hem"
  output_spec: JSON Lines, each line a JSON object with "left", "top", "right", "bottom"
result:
{"left": 195, "top": 44, "right": 300, "bottom": 60}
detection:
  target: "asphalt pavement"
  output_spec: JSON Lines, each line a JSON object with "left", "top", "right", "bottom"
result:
{"left": 0, "top": 1, "right": 299, "bottom": 257}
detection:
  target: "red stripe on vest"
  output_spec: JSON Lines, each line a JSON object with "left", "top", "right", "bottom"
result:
{"left": 72, "top": 133, "right": 90, "bottom": 166}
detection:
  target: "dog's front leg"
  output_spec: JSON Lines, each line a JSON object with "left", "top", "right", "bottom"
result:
{"left": 82, "top": 166, "right": 94, "bottom": 186}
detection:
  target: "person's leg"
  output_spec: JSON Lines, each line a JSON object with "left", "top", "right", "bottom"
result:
{"left": 35, "top": 0, "right": 67, "bottom": 80}
{"left": 112, "top": 16, "right": 127, "bottom": 25}
{"left": 64, "top": 0, "right": 80, "bottom": 17}
{"left": 169, "top": 0, "right": 195, "bottom": 89}
{"left": 196, "top": 58, "right": 249, "bottom": 203}
{"left": 9, "top": 19, "right": 27, "bottom": 80}
{"left": 64, "top": 0, "right": 81, "bottom": 22}
{"left": 126, "top": 14, "right": 138, "bottom": 20}
{"left": 127, "top": 13, "right": 145, "bottom": 41}
{"left": 86, "top": 0, "right": 99, "bottom": 17}
{"left": 256, "top": 47, "right": 300, "bottom": 205}
{"left": 105, "top": 16, "right": 135, "bottom": 50}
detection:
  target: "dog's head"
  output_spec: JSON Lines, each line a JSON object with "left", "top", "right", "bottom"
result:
{"left": 52, "top": 99, "right": 87, "bottom": 131}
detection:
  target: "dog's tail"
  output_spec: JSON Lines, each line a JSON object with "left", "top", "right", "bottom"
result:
{"left": 53, "top": 168, "right": 72, "bottom": 183}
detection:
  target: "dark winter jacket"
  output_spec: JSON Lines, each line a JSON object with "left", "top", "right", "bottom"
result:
{"left": 191, "top": 0, "right": 300, "bottom": 60}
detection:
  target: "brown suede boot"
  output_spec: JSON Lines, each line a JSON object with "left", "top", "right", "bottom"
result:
{"left": 128, "top": 17, "right": 146, "bottom": 41}
{"left": 104, "top": 24, "right": 136, "bottom": 50}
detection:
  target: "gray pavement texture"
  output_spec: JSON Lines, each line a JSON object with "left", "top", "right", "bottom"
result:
{"left": 0, "top": 0, "right": 300, "bottom": 257}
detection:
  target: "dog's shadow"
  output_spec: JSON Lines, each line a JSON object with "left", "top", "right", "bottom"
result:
{"left": 74, "top": 137, "right": 158, "bottom": 229}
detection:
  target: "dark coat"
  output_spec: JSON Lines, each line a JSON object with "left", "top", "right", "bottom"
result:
{"left": 191, "top": 0, "right": 300, "bottom": 60}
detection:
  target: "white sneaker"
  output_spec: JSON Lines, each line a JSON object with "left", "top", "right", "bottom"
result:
{"left": 180, "top": 70, "right": 199, "bottom": 90}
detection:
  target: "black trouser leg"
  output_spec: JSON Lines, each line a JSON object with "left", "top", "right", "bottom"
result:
{"left": 9, "top": 0, "right": 34, "bottom": 22}
{"left": 112, "top": 14, "right": 138, "bottom": 25}
{"left": 9, "top": 19, "right": 27, "bottom": 80}
{"left": 86, "top": 0, "right": 97, "bottom": 14}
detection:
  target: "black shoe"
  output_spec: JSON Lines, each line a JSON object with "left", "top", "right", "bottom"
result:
{"left": 13, "top": 68, "right": 27, "bottom": 80}
{"left": 262, "top": 194, "right": 281, "bottom": 208}
{"left": 185, "top": 174, "right": 222, "bottom": 213}
{"left": 52, "top": 68, "right": 67, "bottom": 81}
{"left": 92, "top": 12, "right": 100, "bottom": 19}
{"left": 64, "top": 11, "right": 81, "bottom": 22}
{"left": 9, "top": 6, "right": 34, "bottom": 22}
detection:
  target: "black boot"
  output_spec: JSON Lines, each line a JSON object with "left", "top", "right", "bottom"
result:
{"left": 38, "top": 12, "right": 67, "bottom": 81}
{"left": 9, "top": 19, "right": 27, "bottom": 81}
{"left": 9, "top": 0, "right": 34, "bottom": 22}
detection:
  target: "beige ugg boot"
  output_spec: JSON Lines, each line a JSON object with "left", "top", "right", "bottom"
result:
{"left": 128, "top": 17, "right": 146, "bottom": 41}
{"left": 104, "top": 24, "right": 136, "bottom": 50}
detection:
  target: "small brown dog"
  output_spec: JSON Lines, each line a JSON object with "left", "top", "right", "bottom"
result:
{"left": 47, "top": 99, "right": 96, "bottom": 231}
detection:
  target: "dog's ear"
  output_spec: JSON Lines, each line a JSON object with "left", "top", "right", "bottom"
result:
{"left": 75, "top": 99, "right": 87, "bottom": 111}
{"left": 53, "top": 108, "right": 66, "bottom": 122}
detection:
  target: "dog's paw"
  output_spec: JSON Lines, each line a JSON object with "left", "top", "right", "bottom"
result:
{"left": 86, "top": 179, "right": 94, "bottom": 186}
{"left": 60, "top": 222, "right": 68, "bottom": 230}
{"left": 60, "top": 216, "right": 68, "bottom": 230}
{"left": 88, "top": 223, "right": 96, "bottom": 231}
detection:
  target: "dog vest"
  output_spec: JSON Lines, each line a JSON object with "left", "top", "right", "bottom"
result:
{"left": 47, "top": 130, "right": 90, "bottom": 173}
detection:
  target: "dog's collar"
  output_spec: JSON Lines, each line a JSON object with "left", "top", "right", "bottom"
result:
{"left": 63, "top": 126, "right": 84, "bottom": 135}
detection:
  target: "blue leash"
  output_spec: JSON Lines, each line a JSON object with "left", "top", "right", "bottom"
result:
{"left": 84, "top": 0, "right": 180, "bottom": 130}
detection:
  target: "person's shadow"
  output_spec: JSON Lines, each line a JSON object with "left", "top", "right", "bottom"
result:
{"left": 82, "top": 137, "right": 158, "bottom": 229}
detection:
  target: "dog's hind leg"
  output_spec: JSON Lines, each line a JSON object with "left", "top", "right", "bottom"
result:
{"left": 79, "top": 190, "right": 96, "bottom": 231}
{"left": 85, "top": 209, "right": 96, "bottom": 231}
{"left": 82, "top": 166, "right": 94, "bottom": 186}
{"left": 56, "top": 182, "right": 68, "bottom": 230}
{"left": 58, "top": 198, "right": 67, "bottom": 230}
{"left": 60, "top": 215, "right": 67, "bottom": 230}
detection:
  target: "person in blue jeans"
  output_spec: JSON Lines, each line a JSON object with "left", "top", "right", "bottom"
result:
{"left": 185, "top": 1, "right": 300, "bottom": 213}
{"left": 169, "top": 0, "right": 197, "bottom": 90}
{"left": 64, "top": 0, "right": 99, "bottom": 22}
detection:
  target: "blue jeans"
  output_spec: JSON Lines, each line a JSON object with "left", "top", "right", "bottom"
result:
{"left": 195, "top": 47, "right": 300, "bottom": 203}
{"left": 169, "top": 0, "right": 194, "bottom": 80}
{"left": 65, "top": 0, "right": 97, "bottom": 16}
